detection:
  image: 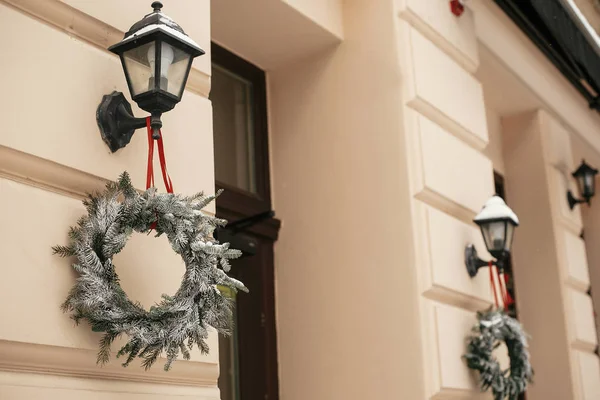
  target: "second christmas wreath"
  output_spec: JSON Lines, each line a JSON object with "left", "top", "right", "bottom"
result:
{"left": 464, "top": 309, "right": 533, "bottom": 400}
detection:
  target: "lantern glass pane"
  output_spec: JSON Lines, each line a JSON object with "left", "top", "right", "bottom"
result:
{"left": 504, "top": 223, "right": 515, "bottom": 252}
{"left": 123, "top": 41, "right": 156, "bottom": 96}
{"left": 482, "top": 221, "right": 507, "bottom": 254}
{"left": 576, "top": 175, "right": 585, "bottom": 197}
{"left": 583, "top": 173, "right": 595, "bottom": 198}
{"left": 165, "top": 45, "right": 192, "bottom": 98}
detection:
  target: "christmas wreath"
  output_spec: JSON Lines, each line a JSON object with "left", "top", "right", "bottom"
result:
{"left": 53, "top": 172, "right": 246, "bottom": 371}
{"left": 463, "top": 309, "right": 533, "bottom": 400}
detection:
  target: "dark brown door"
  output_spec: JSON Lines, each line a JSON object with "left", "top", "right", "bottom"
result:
{"left": 210, "top": 42, "right": 280, "bottom": 400}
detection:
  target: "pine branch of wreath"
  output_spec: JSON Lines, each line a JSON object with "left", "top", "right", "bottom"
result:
{"left": 463, "top": 309, "right": 534, "bottom": 400}
{"left": 53, "top": 172, "right": 246, "bottom": 371}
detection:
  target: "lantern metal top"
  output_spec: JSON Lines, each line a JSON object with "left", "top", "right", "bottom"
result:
{"left": 108, "top": 1, "right": 204, "bottom": 57}
{"left": 474, "top": 196, "right": 519, "bottom": 226}
{"left": 572, "top": 159, "right": 599, "bottom": 178}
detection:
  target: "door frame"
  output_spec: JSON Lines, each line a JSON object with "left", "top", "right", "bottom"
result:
{"left": 212, "top": 43, "right": 272, "bottom": 216}
{"left": 211, "top": 42, "right": 281, "bottom": 400}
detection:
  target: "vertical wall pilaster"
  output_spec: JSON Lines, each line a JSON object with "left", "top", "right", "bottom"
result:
{"left": 503, "top": 111, "right": 600, "bottom": 400}
{"left": 270, "top": 1, "right": 426, "bottom": 399}
{"left": 396, "top": 1, "right": 497, "bottom": 398}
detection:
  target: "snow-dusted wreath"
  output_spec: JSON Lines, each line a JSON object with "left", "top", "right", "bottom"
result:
{"left": 463, "top": 309, "right": 533, "bottom": 400}
{"left": 53, "top": 173, "right": 246, "bottom": 371}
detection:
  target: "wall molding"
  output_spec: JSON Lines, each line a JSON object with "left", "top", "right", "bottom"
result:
{"left": 0, "top": 0, "right": 210, "bottom": 98}
{"left": 0, "top": 145, "right": 217, "bottom": 216}
{"left": 571, "top": 340, "right": 598, "bottom": 354}
{"left": 0, "top": 340, "right": 219, "bottom": 387}
{"left": 0, "top": 145, "right": 109, "bottom": 200}
{"left": 566, "top": 277, "right": 591, "bottom": 293}
{"left": 423, "top": 285, "right": 491, "bottom": 313}
{"left": 431, "top": 387, "right": 488, "bottom": 400}
{"left": 0, "top": 371, "right": 220, "bottom": 398}
{"left": 560, "top": 218, "right": 585, "bottom": 239}
{"left": 408, "top": 97, "right": 487, "bottom": 152}
{"left": 415, "top": 188, "right": 476, "bottom": 227}
{"left": 398, "top": 6, "right": 478, "bottom": 74}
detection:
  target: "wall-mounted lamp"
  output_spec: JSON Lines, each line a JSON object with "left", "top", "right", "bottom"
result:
{"left": 465, "top": 196, "right": 520, "bottom": 277}
{"left": 567, "top": 159, "right": 599, "bottom": 209}
{"left": 97, "top": 2, "right": 205, "bottom": 152}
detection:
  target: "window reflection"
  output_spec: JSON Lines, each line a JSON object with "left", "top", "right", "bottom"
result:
{"left": 211, "top": 65, "right": 257, "bottom": 194}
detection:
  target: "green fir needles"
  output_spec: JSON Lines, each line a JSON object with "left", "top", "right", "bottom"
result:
{"left": 53, "top": 172, "right": 246, "bottom": 371}
{"left": 464, "top": 309, "right": 533, "bottom": 400}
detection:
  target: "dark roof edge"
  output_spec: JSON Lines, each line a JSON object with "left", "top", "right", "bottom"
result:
{"left": 493, "top": 0, "right": 600, "bottom": 112}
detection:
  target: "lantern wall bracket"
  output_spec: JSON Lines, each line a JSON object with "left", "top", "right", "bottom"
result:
{"left": 465, "top": 244, "right": 505, "bottom": 277}
{"left": 97, "top": 91, "right": 163, "bottom": 153}
{"left": 567, "top": 190, "right": 589, "bottom": 210}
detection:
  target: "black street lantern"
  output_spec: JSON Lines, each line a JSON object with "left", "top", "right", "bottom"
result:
{"left": 465, "top": 196, "right": 520, "bottom": 277}
{"left": 567, "top": 160, "right": 599, "bottom": 209}
{"left": 97, "top": 1, "right": 204, "bottom": 152}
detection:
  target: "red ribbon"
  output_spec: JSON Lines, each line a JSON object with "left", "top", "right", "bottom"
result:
{"left": 499, "top": 270, "right": 515, "bottom": 309}
{"left": 489, "top": 261, "right": 515, "bottom": 311}
{"left": 489, "top": 261, "right": 500, "bottom": 308}
{"left": 146, "top": 117, "right": 173, "bottom": 230}
{"left": 146, "top": 117, "right": 173, "bottom": 193}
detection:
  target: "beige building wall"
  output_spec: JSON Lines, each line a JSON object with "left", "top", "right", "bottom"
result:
{"left": 269, "top": 1, "right": 425, "bottom": 398}
{"left": 0, "top": 0, "right": 219, "bottom": 398}
{"left": 2, "top": 0, "right": 600, "bottom": 399}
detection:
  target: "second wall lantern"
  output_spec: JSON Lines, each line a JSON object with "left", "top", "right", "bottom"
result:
{"left": 465, "top": 196, "right": 520, "bottom": 277}
{"left": 97, "top": 1, "right": 205, "bottom": 152}
{"left": 567, "top": 159, "right": 599, "bottom": 209}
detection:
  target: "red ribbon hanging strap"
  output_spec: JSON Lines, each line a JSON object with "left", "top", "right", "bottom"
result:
{"left": 488, "top": 260, "right": 515, "bottom": 311}
{"left": 489, "top": 261, "right": 499, "bottom": 309}
{"left": 499, "top": 270, "right": 515, "bottom": 310}
{"left": 145, "top": 117, "right": 174, "bottom": 231}
{"left": 146, "top": 117, "right": 155, "bottom": 190}
{"left": 496, "top": 267, "right": 507, "bottom": 310}
{"left": 156, "top": 131, "right": 173, "bottom": 193}
{"left": 146, "top": 117, "right": 174, "bottom": 193}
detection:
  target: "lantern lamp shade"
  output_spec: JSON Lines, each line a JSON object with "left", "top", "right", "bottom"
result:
{"left": 108, "top": 2, "right": 204, "bottom": 114}
{"left": 572, "top": 160, "right": 599, "bottom": 202}
{"left": 474, "top": 196, "right": 520, "bottom": 260}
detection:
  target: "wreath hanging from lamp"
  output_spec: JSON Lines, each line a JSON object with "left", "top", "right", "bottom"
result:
{"left": 464, "top": 309, "right": 533, "bottom": 400}
{"left": 54, "top": 173, "right": 246, "bottom": 370}
{"left": 54, "top": 3, "right": 247, "bottom": 371}
{"left": 463, "top": 196, "right": 533, "bottom": 399}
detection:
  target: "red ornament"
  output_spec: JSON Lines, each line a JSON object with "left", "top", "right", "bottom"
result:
{"left": 450, "top": 0, "right": 465, "bottom": 17}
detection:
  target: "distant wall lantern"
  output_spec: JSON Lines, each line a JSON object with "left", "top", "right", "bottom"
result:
{"left": 97, "top": 1, "right": 205, "bottom": 152}
{"left": 465, "top": 196, "right": 520, "bottom": 277}
{"left": 567, "top": 159, "right": 599, "bottom": 209}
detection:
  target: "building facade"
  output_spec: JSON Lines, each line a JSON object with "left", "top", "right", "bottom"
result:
{"left": 1, "top": 0, "right": 599, "bottom": 399}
